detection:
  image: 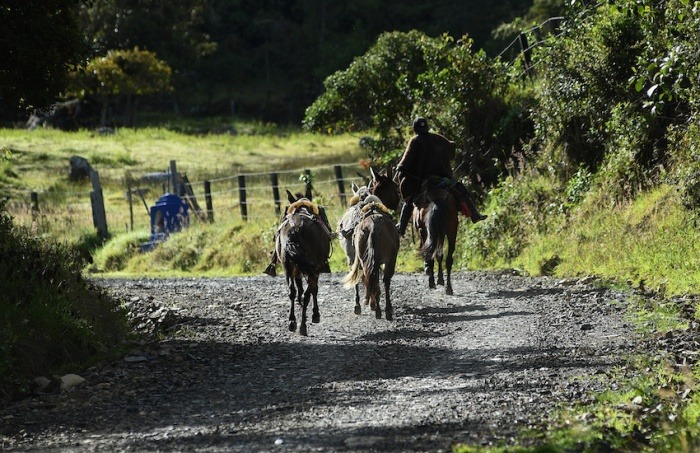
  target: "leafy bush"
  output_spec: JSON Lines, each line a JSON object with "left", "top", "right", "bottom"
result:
{"left": 668, "top": 120, "right": 700, "bottom": 212}
{"left": 533, "top": 3, "right": 647, "bottom": 171}
{"left": 304, "top": 30, "right": 533, "bottom": 194}
{"left": 0, "top": 199, "right": 129, "bottom": 404}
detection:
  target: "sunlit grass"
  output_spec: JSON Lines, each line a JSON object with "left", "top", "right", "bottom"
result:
{"left": 513, "top": 185, "right": 700, "bottom": 297}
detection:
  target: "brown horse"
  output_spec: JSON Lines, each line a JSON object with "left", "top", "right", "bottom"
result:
{"left": 413, "top": 183, "right": 459, "bottom": 295}
{"left": 368, "top": 166, "right": 401, "bottom": 211}
{"left": 275, "top": 189, "right": 332, "bottom": 335}
{"left": 344, "top": 197, "right": 400, "bottom": 319}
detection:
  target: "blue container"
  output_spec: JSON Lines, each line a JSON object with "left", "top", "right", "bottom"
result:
{"left": 141, "top": 194, "right": 189, "bottom": 251}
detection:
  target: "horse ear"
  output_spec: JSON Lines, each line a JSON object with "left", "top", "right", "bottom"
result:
{"left": 351, "top": 181, "right": 359, "bottom": 194}
{"left": 369, "top": 167, "right": 378, "bottom": 181}
{"left": 305, "top": 185, "right": 313, "bottom": 201}
{"left": 356, "top": 172, "right": 370, "bottom": 186}
{"left": 286, "top": 189, "right": 296, "bottom": 204}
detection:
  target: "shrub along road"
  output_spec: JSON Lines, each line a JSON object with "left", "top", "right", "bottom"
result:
{"left": 0, "top": 271, "right": 639, "bottom": 451}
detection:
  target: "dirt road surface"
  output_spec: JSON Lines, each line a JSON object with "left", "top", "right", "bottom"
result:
{"left": 0, "top": 271, "right": 638, "bottom": 452}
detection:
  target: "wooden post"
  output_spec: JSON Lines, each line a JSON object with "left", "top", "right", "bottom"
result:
{"left": 90, "top": 170, "right": 109, "bottom": 239}
{"left": 30, "top": 191, "right": 39, "bottom": 220}
{"left": 334, "top": 165, "right": 347, "bottom": 207}
{"left": 270, "top": 172, "right": 281, "bottom": 216}
{"left": 304, "top": 168, "right": 312, "bottom": 197}
{"left": 169, "top": 160, "right": 179, "bottom": 195}
{"left": 126, "top": 174, "right": 134, "bottom": 231}
{"left": 238, "top": 175, "right": 247, "bottom": 221}
{"left": 204, "top": 180, "right": 214, "bottom": 223}
{"left": 519, "top": 32, "right": 532, "bottom": 75}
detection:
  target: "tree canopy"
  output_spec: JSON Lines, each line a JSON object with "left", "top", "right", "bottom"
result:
{"left": 1, "top": 0, "right": 537, "bottom": 123}
{"left": 0, "top": 1, "right": 85, "bottom": 114}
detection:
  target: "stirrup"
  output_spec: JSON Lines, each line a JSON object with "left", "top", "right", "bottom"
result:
{"left": 263, "top": 262, "right": 277, "bottom": 277}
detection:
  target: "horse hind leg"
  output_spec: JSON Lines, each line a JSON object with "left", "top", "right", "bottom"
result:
{"left": 354, "top": 283, "right": 362, "bottom": 315}
{"left": 437, "top": 253, "right": 445, "bottom": 287}
{"left": 425, "top": 258, "right": 436, "bottom": 289}
{"left": 383, "top": 267, "right": 394, "bottom": 321}
{"left": 445, "top": 258, "right": 454, "bottom": 295}
{"left": 295, "top": 276, "right": 304, "bottom": 304}
{"left": 445, "top": 239, "right": 455, "bottom": 296}
{"left": 373, "top": 279, "right": 382, "bottom": 319}
{"left": 299, "top": 282, "right": 311, "bottom": 336}
{"left": 309, "top": 274, "right": 321, "bottom": 324}
{"left": 288, "top": 277, "right": 297, "bottom": 332}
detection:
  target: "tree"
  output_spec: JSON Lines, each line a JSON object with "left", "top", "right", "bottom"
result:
{"left": 0, "top": 1, "right": 85, "bottom": 116}
{"left": 73, "top": 48, "right": 172, "bottom": 126}
{"left": 303, "top": 31, "right": 524, "bottom": 191}
{"left": 78, "top": 0, "right": 215, "bottom": 113}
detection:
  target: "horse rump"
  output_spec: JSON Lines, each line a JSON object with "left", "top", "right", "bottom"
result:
{"left": 420, "top": 197, "right": 447, "bottom": 261}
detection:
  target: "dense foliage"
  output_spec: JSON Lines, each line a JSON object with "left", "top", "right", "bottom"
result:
{"left": 0, "top": 1, "right": 85, "bottom": 114}
{"left": 0, "top": 198, "right": 129, "bottom": 405}
{"left": 304, "top": 31, "right": 533, "bottom": 194}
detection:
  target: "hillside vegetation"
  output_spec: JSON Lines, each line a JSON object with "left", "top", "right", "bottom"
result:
{"left": 304, "top": 1, "right": 700, "bottom": 450}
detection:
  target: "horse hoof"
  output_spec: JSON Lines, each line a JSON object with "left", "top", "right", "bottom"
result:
{"left": 375, "top": 310, "right": 382, "bottom": 319}
{"left": 289, "top": 321, "right": 297, "bottom": 332}
{"left": 312, "top": 313, "right": 320, "bottom": 323}
{"left": 300, "top": 325, "right": 308, "bottom": 336}
{"left": 437, "top": 279, "right": 445, "bottom": 286}
{"left": 446, "top": 287, "right": 453, "bottom": 296}
{"left": 429, "top": 284, "right": 436, "bottom": 289}
{"left": 354, "top": 306, "right": 361, "bottom": 315}
{"left": 386, "top": 310, "right": 393, "bottom": 321}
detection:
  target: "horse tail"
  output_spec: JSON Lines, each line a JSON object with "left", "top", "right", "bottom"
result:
{"left": 344, "top": 251, "right": 363, "bottom": 287}
{"left": 421, "top": 198, "right": 447, "bottom": 261}
{"left": 364, "top": 233, "right": 380, "bottom": 295}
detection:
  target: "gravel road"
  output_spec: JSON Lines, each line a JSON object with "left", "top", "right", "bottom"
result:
{"left": 0, "top": 270, "right": 639, "bottom": 452}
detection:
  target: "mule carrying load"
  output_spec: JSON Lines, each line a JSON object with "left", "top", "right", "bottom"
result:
{"left": 343, "top": 195, "right": 400, "bottom": 320}
{"left": 338, "top": 167, "right": 401, "bottom": 318}
{"left": 272, "top": 189, "right": 332, "bottom": 336}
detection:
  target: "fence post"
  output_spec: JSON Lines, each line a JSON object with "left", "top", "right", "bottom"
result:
{"left": 30, "top": 191, "right": 39, "bottom": 220}
{"left": 204, "top": 180, "right": 214, "bottom": 223}
{"left": 270, "top": 172, "right": 281, "bottom": 216}
{"left": 169, "top": 160, "right": 179, "bottom": 195}
{"left": 519, "top": 32, "right": 532, "bottom": 75}
{"left": 126, "top": 173, "right": 134, "bottom": 231}
{"left": 90, "top": 170, "right": 109, "bottom": 239}
{"left": 238, "top": 175, "right": 247, "bottom": 221}
{"left": 334, "top": 165, "right": 347, "bottom": 207}
{"left": 304, "top": 168, "right": 312, "bottom": 197}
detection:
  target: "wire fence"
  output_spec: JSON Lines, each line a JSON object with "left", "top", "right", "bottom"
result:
{"left": 9, "top": 161, "right": 371, "bottom": 239}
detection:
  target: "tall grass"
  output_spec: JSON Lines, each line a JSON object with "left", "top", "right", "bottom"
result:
{"left": 514, "top": 185, "right": 700, "bottom": 296}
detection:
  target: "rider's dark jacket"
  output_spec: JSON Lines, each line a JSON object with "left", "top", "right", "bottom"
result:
{"left": 395, "top": 131, "right": 456, "bottom": 199}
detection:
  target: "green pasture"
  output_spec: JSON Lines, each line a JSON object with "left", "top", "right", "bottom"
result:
{"left": 0, "top": 126, "right": 425, "bottom": 275}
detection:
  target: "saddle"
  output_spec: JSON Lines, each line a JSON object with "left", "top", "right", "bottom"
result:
{"left": 280, "top": 199, "right": 333, "bottom": 239}
{"left": 422, "top": 176, "right": 472, "bottom": 217}
{"left": 286, "top": 199, "right": 320, "bottom": 215}
{"left": 360, "top": 196, "right": 392, "bottom": 219}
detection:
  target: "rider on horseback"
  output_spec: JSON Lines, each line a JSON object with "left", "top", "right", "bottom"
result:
{"left": 395, "top": 117, "right": 487, "bottom": 236}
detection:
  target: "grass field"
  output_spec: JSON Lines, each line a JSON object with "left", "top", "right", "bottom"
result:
{"left": 1, "top": 126, "right": 373, "bottom": 244}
